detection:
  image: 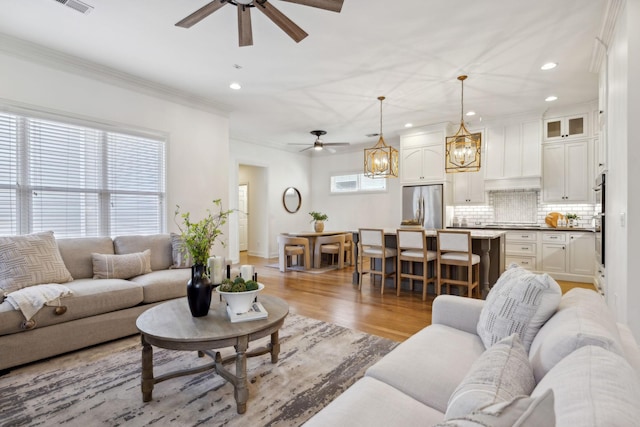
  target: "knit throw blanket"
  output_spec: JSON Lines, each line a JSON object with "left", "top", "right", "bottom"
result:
{"left": 5, "top": 284, "right": 73, "bottom": 322}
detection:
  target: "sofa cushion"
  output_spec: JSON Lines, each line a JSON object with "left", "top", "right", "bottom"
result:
{"left": 170, "top": 232, "right": 193, "bottom": 269}
{"left": 92, "top": 250, "right": 152, "bottom": 280}
{"left": 435, "top": 389, "right": 554, "bottom": 427}
{"left": 366, "top": 324, "right": 485, "bottom": 413}
{"left": 0, "top": 231, "right": 73, "bottom": 294}
{"left": 303, "top": 376, "right": 445, "bottom": 427}
{"left": 113, "top": 234, "right": 173, "bottom": 271}
{"left": 129, "top": 269, "right": 190, "bottom": 303}
{"left": 0, "top": 278, "right": 143, "bottom": 335}
{"left": 477, "top": 264, "right": 561, "bottom": 352}
{"left": 531, "top": 345, "right": 640, "bottom": 427}
{"left": 445, "top": 334, "right": 535, "bottom": 420}
{"left": 57, "top": 237, "right": 115, "bottom": 280}
{"left": 528, "top": 287, "right": 625, "bottom": 382}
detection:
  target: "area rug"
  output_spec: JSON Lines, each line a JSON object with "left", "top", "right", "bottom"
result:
{"left": 0, "top": 314, "right": 397, "bottom": 427}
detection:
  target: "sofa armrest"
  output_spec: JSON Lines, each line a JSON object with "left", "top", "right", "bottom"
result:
{"left": 432, "top": 295, "right": 484, "bottom": 335}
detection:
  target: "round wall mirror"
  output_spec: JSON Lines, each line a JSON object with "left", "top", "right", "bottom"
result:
{"left": 283, "top": 187, "right": 301, "bottom": 213}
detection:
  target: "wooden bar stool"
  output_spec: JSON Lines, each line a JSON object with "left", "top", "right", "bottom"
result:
{"left": 357, "top": 228, "right": 397, "bottom": 295}
{"left": 436, "top": 230, "right": 480, "bottom": 298}
{"left": 397, "top": 229, "right": 437, "bottom": 300}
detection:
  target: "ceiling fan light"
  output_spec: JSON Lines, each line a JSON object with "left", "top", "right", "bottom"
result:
{"left": 314, "top": 145, "right": 323, "bottom": 151}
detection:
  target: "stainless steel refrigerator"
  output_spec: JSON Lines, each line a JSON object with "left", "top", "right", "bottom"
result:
{"left": 402, "top": 184, "right": 443, "bottom": 229}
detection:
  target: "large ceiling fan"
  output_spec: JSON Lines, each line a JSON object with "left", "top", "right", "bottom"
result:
{"left": 290, "top": 130, "right": 349, "bottom": 153}
{"left": 175, "top": 0, "right": 344, "bottom": 47}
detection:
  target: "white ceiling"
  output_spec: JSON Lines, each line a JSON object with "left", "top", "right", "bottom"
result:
{"left": 0, "top": 0, "right": 606, "bottom": 153}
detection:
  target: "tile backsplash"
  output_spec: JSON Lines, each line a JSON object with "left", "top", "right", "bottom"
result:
{"left": 452, "top": 190, "right": 596, "bottom": 228}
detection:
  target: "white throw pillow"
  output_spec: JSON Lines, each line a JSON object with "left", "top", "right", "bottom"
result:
{"left": 532, "top": 345, "right": 640, "bottom": 427}
{"left": 92, "top": 249, "right": 152, "bottom": 279}
{"left": 445, "top": 334, "right": 535, "bottom": 420}
{"left": 477, "top": 264, "right": 561, "bottom": 352}
{"left": 435, "top": 389, "right": 554, "bottom": 427}
{"left": 0, "top": 231, "right": 73, "bottom": 294}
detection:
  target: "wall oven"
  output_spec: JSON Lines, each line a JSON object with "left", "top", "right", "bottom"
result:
{"left": 594, "top": 172, "right": 605, "bottom": 267}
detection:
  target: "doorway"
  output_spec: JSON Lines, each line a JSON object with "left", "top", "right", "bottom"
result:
{"left": 238, "top": 183, "right": 248, "bottom": 252}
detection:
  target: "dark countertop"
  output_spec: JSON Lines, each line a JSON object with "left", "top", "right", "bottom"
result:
{"left": 447, "top": 225, "right": 596, "bottom": 232}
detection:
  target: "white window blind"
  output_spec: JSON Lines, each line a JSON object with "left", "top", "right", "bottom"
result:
{"left": 0, "top": 110, "right": 166, "bottom": 238}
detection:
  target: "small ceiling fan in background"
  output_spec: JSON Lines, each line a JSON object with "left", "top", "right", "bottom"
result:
{"left": 175, "top": 0, "right": 344, "bottom": 47}
{"left": 289, "top": 130, "right": 349, "bottom": 153}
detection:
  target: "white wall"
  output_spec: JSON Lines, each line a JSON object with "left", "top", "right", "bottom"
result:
{"left": 0, "top": 50, "right": 231, "bottom": 255}
{"left": 229, "top": 139, "right": 312, "bottom": 263}
{"left": 309, "top": 143, "right": 403, "bottom": 231}
{"left": 606, "top": 0, "right": 640, "bottom": 341}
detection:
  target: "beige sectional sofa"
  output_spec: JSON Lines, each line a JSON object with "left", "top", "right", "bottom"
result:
{"left": 0, "top": 233, "right": 190, "bottom": 371}
{"left": 306, "top": 267, "right": 640, "bottom": 426}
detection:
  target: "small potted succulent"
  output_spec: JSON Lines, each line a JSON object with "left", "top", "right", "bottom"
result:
{"left": 309, "top": 211, "right": 328, "bottom": 232}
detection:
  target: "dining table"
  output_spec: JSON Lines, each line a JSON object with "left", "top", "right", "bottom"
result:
{"left": 351, "top": 228, "right": 507, "bottom": 297}
{"left": 284, "top": 230, "right": 350, "bottom": 269}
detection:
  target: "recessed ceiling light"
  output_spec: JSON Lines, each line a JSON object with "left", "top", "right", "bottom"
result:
{"left": 466, "top": 111, "right": 476, "bottom": 116}
{"left": 545, "top": 95, "right": 558, "bottom": 102}
{"left": 541, "top": 62, "right": 557, "bottom": 70}
{"left": 229, "top": 82, "right": 242, "bottom": 90}
{"left": 404, "top": 123, "right": 413, "bottom": 128}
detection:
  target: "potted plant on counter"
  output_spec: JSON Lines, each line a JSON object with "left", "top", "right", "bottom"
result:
{"left": 175, "top": 199, "right": 233, "bottom": 317}
{"left": 309, "top": 211, "right": 328, "bottom": 232}
{"left": 565, "top": 213, "right": 580, "bottom": 228}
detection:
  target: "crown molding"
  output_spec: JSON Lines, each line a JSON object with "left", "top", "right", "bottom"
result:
{"left": 589, "top": 0, "right": 624, "bottom": 73}
{"left": 0, "top": 32, "right": 231, "bottom": 117}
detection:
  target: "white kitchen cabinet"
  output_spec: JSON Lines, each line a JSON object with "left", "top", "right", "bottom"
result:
{"left": 543, "top": 113, "right": 589, "bottom": 141}
{"left": 400, "top": 127, "right": 448, "bottom": 184}
{"left": 504, "top": 231, "right": 538, "bottom": 270}
{"left": 540, "top": 231, "right": 595, "bottom": 281}
{"left": 568, "top": 233, "right": 595, "bottom": 276}
{"left": 453, "top": 171, "right": 485, "bottom": 204}
{"left": 542, "top": 140, "right": 592, "bottom": 203}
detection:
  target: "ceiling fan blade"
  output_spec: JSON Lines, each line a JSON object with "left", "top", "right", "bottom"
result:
{"left": 326, "top": 147, "right": 336, "bottom": 154}
{"left": 299, "top": 146, "right": 314, "bottom": 152}
{"left": 279, "top": 0, "right": 343, "bottom": 13}
{"left": 238, "top": 5, "right": 253, "bottom": 46}
{"left": 254, "top": 1, "right": 308, "bottom": 43}
{"left": 323, "top": 142, "right": 349, "bottom": 146}
{"left": 176, "top": 0, "right": 228, "bottom": 28}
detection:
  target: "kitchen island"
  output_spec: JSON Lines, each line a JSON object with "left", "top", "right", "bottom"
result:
{"left": 353, "top": 228, "right": 506, "bottom": 297}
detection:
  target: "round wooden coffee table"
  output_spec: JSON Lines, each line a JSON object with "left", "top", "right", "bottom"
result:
{"left": 136, "top": 293, "right": 289, "bottom": 414}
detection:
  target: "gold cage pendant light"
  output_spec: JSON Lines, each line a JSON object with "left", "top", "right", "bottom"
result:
{"left": 445, "top": 75, "right": 482, "bottom": 173}
{"left": 364, "top": 96, "right": 399, "bottom": 178}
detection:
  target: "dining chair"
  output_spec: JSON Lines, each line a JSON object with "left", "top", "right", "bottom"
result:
{"left": 396, "top": 229, "right": 437, "bottom": 300}
{"left": 342, "top": 233, "right": 354, "bottom": 266}
{"left": 277, "top": 235, "right": 311, "bottom": 272}
{"left": 314, "top": 234, "right": 345, "bottom": 269}
{"left": 357, "top": 228, "right": 397, "bottom": 295}
{"left": 436, "top": 230, "right": 480, "bottom": 298}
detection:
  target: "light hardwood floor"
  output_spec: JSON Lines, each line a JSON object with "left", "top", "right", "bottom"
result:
{"left": 242, "top": 253, "right": 596, "bottom": 342}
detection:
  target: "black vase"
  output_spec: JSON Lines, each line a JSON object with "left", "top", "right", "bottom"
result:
{"left": 187, "top": 263, "right": 212, "bottom": 317}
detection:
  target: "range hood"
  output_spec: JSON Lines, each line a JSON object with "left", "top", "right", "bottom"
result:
{"left": 484, "top": 176, "right": 541, "bottom": 191}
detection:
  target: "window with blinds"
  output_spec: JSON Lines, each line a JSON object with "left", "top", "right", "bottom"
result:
{"left": 0, "top": 110, "right": 166, "bottom": 238}
{"left": 330, "top": 172, "right": 386, "bottom": 194}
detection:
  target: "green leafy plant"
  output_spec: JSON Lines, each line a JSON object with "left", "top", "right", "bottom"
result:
{"left": 309, "top": 211, "right": 328, "bottom": 222}
{"left": 174, "top": 199, "right": 233, "bottom": 266}
{"left": 565, "top": 213, "right": 580, "bottom": 220}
